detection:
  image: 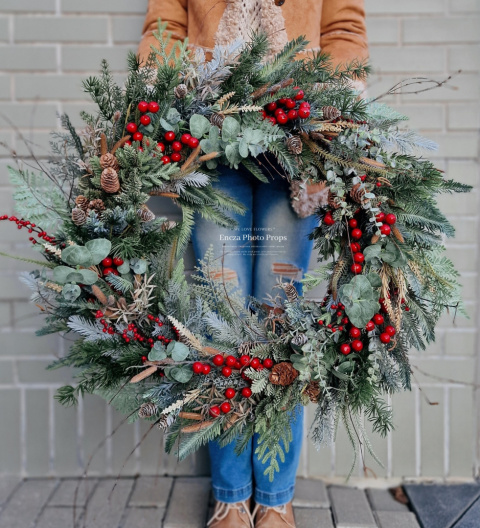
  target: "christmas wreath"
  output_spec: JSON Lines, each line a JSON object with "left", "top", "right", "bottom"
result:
{"left": 2, "top": 26, "right": 471, "bottom": 480}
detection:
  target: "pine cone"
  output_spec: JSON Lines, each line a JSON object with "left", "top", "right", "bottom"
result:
{"left": 101, "top": 167, "right": 120, "bottom": 193}
{"left": 161, "top": 220, "right": 177, "bottom": 232}
{"left": 137, "top": 205, "right": 155, "bottom": 222}
{"left": 89, "top": 199, "right": 105, "bottom": 215}
{"left": 210, "top": 113, "right": 225, "bottom": 128}
{"left": 71, "top": 207, "right": 87, "bottom": 226}
{"left": 75, "top": 195, "right": 89, "bottom": 211}
{"left": 291, "top": 333, "right": 308, "bottom": 348}
{"left": 350, "top": 183, "right": 366, "bottom": 204}
{"left": 327, "top": 190, "right": 341, "bottom": 209}
{"left": 322, "top": 106, "right": 341, "bottom": 120}
{"left": 238, "top": 342, "right": 256, "bottom": 356}
{"left": 138, "top": 402, "right": 158, "bottom": 418}
{"left": 282, "top": 282, "right": 299, "bottom": 303}
{"left": 100, "top": 152, "right": 119, "bottom": 171}
{"left": 304, "top": 381, "right": 321, "bottom": 403}
{"left": 269, "top": 362, "right": 299, "bottom": 386}
{"left": 174, "top": 83, "right": 188, "bottom": 99}
{"left": 286, "top": 136, "right": 303, "bottom": 155}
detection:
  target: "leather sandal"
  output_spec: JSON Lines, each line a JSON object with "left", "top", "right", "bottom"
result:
{"left": 253, "top": 501, "right": 296, "bottom": 528}
{"left": 207, "top": 498, "right": 254, "bottom": 528}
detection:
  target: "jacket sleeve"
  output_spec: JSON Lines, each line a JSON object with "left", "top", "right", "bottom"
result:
{"left": 320, "top": 0, "right": 369, "bottom": 69}
{"left": 137, "top": 0, "right": 188, "bottom": 64}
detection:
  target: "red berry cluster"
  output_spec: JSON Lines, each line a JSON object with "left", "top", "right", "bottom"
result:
{"left": 156, "top": 131, "right": 200, "bottom": 165}
{"left": 375, "top": 211, "right": 397, "bottom": 237}
{"left": 101, "top": 256, "right": 124, "bottom": 278}
{"left": 261, "top": 87, "right": 311, "bottom": 126}
{"left": 0, "top": 215, "right": 55, "bottom": 245}
{"left": 125, "top": 101, "right": 160, "bottom": 147}
{"left": 348, "top": 217, "right": 365, "bottom": 274}
{"left": 318, "top": 302, "right": 349, "bottom": 334}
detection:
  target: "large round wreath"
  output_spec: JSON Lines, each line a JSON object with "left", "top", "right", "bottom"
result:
{"left": 2, "top": 26, "right": 470, "bottom": 480}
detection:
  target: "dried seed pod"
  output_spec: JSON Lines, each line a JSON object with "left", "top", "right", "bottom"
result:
{"left": 100, "top": 167, "right": 120, "bottom": 193}
{"left": 210, "top": 113, "right": 225, "bottom": 128}
{"left": 100, "top": 152, "right": 119, "bottom": 171}
{"left": 371, "top": 234, "right": 381, "bottom": 244}
{"left": 75, "top": 195, "right": 89, "bottom": 211}
{"left": 392, "top": 225, "right": 405, "bottom": 243}
{"left": 174, "top": 83, "right": 188, "bottom": 99}
{"left": 286, "top": 136, "right": 303, "bottom": 155}
{"left": 137, "top": 205, "right": 155, "bottom": 222}
{"left": 88, "top": 199, "right": 105, "bottom": 214}
{"left": 71, "top": 207, "right": 87, "bottom": 226}
{"left": 138, "top": 402, "right": 158, "bottom": 418}
{"left": 269, "top": 362, "right": 299, "bottom": 386}
{"left": 322, "top": 106, "right": 341, "bottom": 120}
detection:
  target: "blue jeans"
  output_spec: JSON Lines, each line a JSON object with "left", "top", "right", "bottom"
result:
{"left": 190, "top": 162, "right": 319, "bottom": 506}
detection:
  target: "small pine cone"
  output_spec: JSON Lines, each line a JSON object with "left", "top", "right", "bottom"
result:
{"left": 327, "top": 190, "right": 341, "bottom": 209}
{"left": 350, "top": 183, "right": 366, "bottom": 204}
{"left": 137, "top": 205, "right": 155, "bottom": 222}
{"left": 75, "top": 195, "right": 89, "bottom": 211}
{"left": 161, "top": 220, "right": 177, "bottom": 232}
{"left": 210, "top": 112, "right": 225, "bottom": 128}
{"left": 286, "top": 136, "right": 303, "bottom": 155}
{"left": 304, "top": 381, "right": 321, "bottom": 403}
{"left": 269, "top": 362, "right": 299, "bottom": 386}
{"left": 138, "top": 402, "right": 158, "bottom": 418}
{"left": 71, "top": 207, "right": 87, "bottom": 226}
{"left": 322, "top": 106, "right": 341, "bottom": 120}
{"left": 238, "top": 342, "right": 256, "bottom": 356}
{"left": 101, "top": 167, "right": 120, "bottom": 193}
{"left": 157, "top": 413, "right": 175, "bottom": 431}
{"left": 291, "top": 333, "right": 308, "bottom": 348}
{"left": 100, "top": 152, "right": 119, "bottom": 171}
{"left": 88, "top": 199, "right": 105, "bottom": 215}
{"left": 174, "top": 83, "right": 188, "bottom": 99}
{"left": 282, "top": 282, "right": 299, "bottom": 303}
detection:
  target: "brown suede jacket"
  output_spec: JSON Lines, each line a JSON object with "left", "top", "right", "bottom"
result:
{"left": 137, "top": 0, "right": 369, "bottom": 218}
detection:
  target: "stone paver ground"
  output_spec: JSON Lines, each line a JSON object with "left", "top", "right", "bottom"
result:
{"left": 7, "top": 475, "right": 478, "bottom": 528}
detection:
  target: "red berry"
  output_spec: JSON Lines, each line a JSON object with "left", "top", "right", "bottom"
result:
{"left": 126, "top": 122, "right": 137, "bottom": 134}
{"left": 376, "top": 212, "right": 385, "bottom": 222}
{"left": 240, "top": 355, "right": 251, "bottom": 366}
{"left": 268, "top": 117, "right": 277, "bottom": 125}
{"left": 351, "top": 228, "right": 362, "bottom": 239}
{"left": 102, "top": 257, "right": 113, "bottom": 267}
{"left": 360, "top": 175, "right": 367, "bottom": 182}
{"left": 353, "top": 253, "right": 365, "bottom": 264}
{"left": 241, "top": 387, "right": 252, "bottom": 398}
{"left": 385, "top": 325, "right": 396, "bottom": 336}
{"left": 350, "top": 242, "right": 360, "bottom": 253}
{"left": 172, "top": 141, "right": 183, "bottom": 152}
{"left": 171, "top": 152, "right": 182, "bottom": 162}
{"left": 340, "top": 343, "right": 351, "bottom": 355}
{"left": 111, "top": 269, "right": 120, "bottom": 276}
{"left": 192, "top": 362, "right": 203, "bottom": 374}
{"left": 266, "top": 102, "right": 277, "bottom": 112}
{"left": 188, "top": 137, "right": 200, "bottom": 148}
{"left": 137, "top": 147, "right": 144, "bottom": 152}
{"left": 148, "top": 101, "right": 159, "bottom": 113}
{"left": 376, "top": 182, "right": 382, "bottom": 187}
{"left": 351, "top": 263, "right": 362, "bottom": 274}
{"left": 138, "top": 101, "right": 149, "bottom": 112}
{"left": 202, "top": 364, "right": 211, "bottom": 375}
{"left": 103, "top": 267, "right": 115, "bottom": 275}
{"left": 300, "top": 101, "right": 311, "bottom": 109}
{"left": 250, "top": 358, "right": 261, "bottom": 369}
{"left": 156, "top": 142, "right": 165, "bottom": 152}
{"left": 294, "top": 89, "right": 305, "bottom": 100}
{"left": 385, "top": 213, "right": 397, "bottom": 225}
{"left": 348, "top": 219, "right": 358, "bottom": 228}
{"left": 342, "top": 317, "right": 349, "bottom": 324}
{"left": 351, "top": 339, "right": 364, "bottom": 352}
{"left": 113, "top": 257, "right": 124, "bottom": 267}
{"left": 181, "top": 133, "right": 191, "bottom": 144}
{"left": 287, "top": 109, "right": 298, "bottom": 120}
{"left": 323, "top": 215, "right": 335, "bottom": 226}
{"left": 133, "top": 132, "right": 143, "bottom": 142}
{"left": 234, "top": 360, "right": 242, "bottom": 370}
{"left": 349, "top": 327, "right": 361, "bottom": 338}
{"left": 298, "top": 107, "right": 310, "bottom": 119}
{"left": 274, "top": 108, "right": 285, "bottom": 117}
{"left": 365, "top": 321, "right": 375, "bottom": 331}
{"left": 209, "top": 406, "right": 221, "bottom": 418}
{"left": 140, "top": 115, "right": 151, "bottom": 126}
{"left": 220, "top": 402, "right": 231, "bottom": 414}
{"left": 277, "top": 113, "right": 288, "bottom": 125}
{"left": 373, "top": 313, "right": 384, "bottom": 325}
{"left": 142, "top": 355, "right": 148, "bottom": 362}
{"left": 380, "top": 224, "right": 391, "bottom": 236}
{"left": 263, "top": 358, "right": 274, "bottom": 369}
{"left": 161, "top": 155, "right": 171, "bottom": 164}
{"left": 225, "top": 388, "right": 236, "bottom": 399}
{"left": 222, "top": 366, "right": 232, "bottom": 377}
{"left": 285, "top": 98, "right": 296, "bottom": 109}
{"left": 213, "top": 354, "right": 224, "bottom": 366}
{"left": 164, "top": 131, "right": 176, "bottom": 142}
{"left": 380, "top": 333, "right": 391, "bottom": 344}
{"left": 95, "top": 310, "right": 104, "bottom": 318}
{"left": 225, "top": 355, "right": 236, "bottom": 368}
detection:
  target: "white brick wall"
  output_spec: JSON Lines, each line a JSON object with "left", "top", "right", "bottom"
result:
{"left": 0, "top": 0, "right": 478, "bottom": 480}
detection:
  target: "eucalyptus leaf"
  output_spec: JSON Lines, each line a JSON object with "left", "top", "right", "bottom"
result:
{"left": 130, "top": 258, "right": 147, "bottom": 274}
{"left": 225, "top": 143, "right": 242, "bottom": 168}
{"left": 238, "top": 138, "right": 249, "bottom": 158}
{"left": 148, "top": 342, "right": 168, "bottom": 361}
{"left": 53, "top": 266, "right": 76, "bottom": 284}
{"left": 366, "top": 273, "right": 382, "bottom": 288}
{"left": 77, "top": 269, "right": 99, "bottom": 285}
{"left": 61, "top": 245, "right": 93, "bottom": 267}
{"left": 222, "top": 117, "right": 240, "bottom": 142}
{"left": 117, "top": 260, "right": 130, "bottom": 274}
{"left": 171, "top": 366, "right": 194, "bottom": 383}
{"left": 62, "top": 284, "right": 81, "bottom": 301}
{"left": 339, "top": 276, "right": 380, "bottom": 328}
{"left": 85, "top": 239, "right": 111, "bottom": 264}
{"left": 170, "top": 342, "right": 190, "bottom": 362}
{"left": 189, "top": 114, "right": 211, "bottom": 138}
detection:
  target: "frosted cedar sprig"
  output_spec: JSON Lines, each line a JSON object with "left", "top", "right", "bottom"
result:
{"left": 162, "top": 389, "right": 201, "bottom": 416}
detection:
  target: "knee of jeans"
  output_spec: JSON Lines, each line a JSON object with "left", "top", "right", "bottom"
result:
{"left": 207, "top": 267, "right": 239, "bottom": 285}
{"left": 271, "top": 262, "right": 303, "bottom": 282}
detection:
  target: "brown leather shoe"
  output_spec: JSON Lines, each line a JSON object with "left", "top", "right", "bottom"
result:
{"left": 207, "top": 498, "right": 254, "bottom": 528}
{"left": 253, "top": 501, "right": 296, "bottom": 528}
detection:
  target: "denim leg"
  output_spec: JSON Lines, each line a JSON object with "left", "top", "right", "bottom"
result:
{"left": 253, "top": 406, "right": 304, "bottom": 506}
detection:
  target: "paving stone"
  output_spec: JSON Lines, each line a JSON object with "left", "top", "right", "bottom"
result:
{"left": 0, "top": 477, "right": 22, "bottom": 507}
{"left": 83, "top": 478, "right": 134, "bottom": 528}
{"left": 453, "top": 496, "right": 480, "bottom": 528}
{"left": 36, "top": 507, "right": 84, "bottom": 528}
{"left": 129, "top": 476, "right": 173, "bottom": 507}
{"left": 329, "top": 486, "right": 377, "bottom": 528}
{"left": 404, "top": 483, "right": 480, "bottom": 528}
{"left": 48, "top": 479, "right": 98, "bottom": 507}
{"left": 163, "top": 477, "right": 211, "bottom": 528}
{"left": 366, "top": 488, "right": 409, "bottom": 512}
{"left": 294, "top": 508, "right": 335, "bottom": 528}
{"left": 0, "top": 479, "right": 59, "bottom": 528}
{"left": 123, "top": 507, "right": 165, "bottom": 528}
{"left": 375, "top": 511, "right": 420, "bottom": 528}
{"left": 293, "top": 478, "right": 330, "bottom": 508}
